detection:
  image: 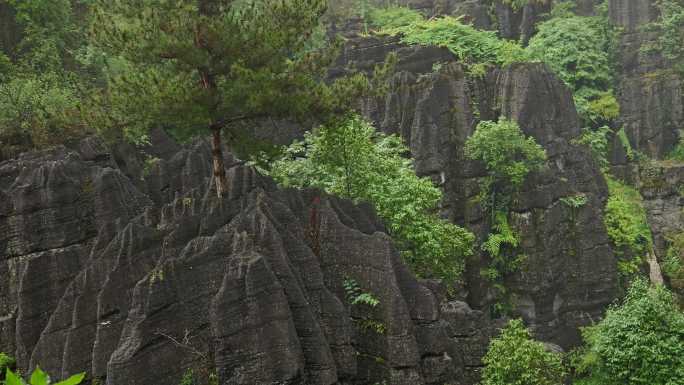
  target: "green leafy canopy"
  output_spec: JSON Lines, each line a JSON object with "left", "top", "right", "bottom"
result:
{"left": 481, "top": 319, "right": 566, "bottom": 385}
{"left": 267, "top": 114, "right": 475, "bottom": 284}
{"left": 573, "top": 279, "right": 684, "bottom": 385}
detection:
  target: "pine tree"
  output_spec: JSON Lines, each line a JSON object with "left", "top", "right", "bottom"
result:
{"left": 90, "top": 0, "right": 371, "bottom": 197}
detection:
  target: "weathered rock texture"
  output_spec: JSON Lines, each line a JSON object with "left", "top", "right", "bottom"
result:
{"left": 609, "top": 0, "right": 684, "bottom": 158}
{"left": 639, "top": 163, "right": 684, "bottom": 303}
{"left": 0, "top": 133, "right": 508, "bottom": 385}
{"left": 338, "top": 35, "right": 620, "bottom": 377}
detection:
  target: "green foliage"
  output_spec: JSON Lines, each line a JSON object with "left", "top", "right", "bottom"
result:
{"left": 4, "top": 367, "right": 85, "bottom": 385}
{"left": 666, "top": 133, "right": 684, "bottom": 162}
{"left": 179, "top": 369, "right": 196, "bottom": 385}
{"left": 501, "top": 0, "right": 550, "bottom": 12}
{"left": 480, "top": 212, "right": 527, "bottom": 315}
{"left": 663, "top": 232, "right": 684, "bottom": 280}
{"left": 603, "top": 175, "right": 652, "bottom": 278}
{"left": 176, "top": 368, "right": 218, "bottom": 385}
{"left": 368, "top": 6, "right": 424, "bottom": 30}
{"left": 616, "top": 127, "right": 637, "bottom": 161}
{"left": 268, "top": 114, "right": 475, "bottom": 284}
{"left": 465, "top": 118, "right": 547, "bottom": 209}
{"left": 481, "top": 319, "right": 566, "bottom": 385}
{"left": 342, "top": 278, "right": 385, "bottom": 334}
{"left": 642, "top": 0, "right": 684, "bottom": 74}
{"left": 343, "top": 278, "right": 380, "bottom": 308}
{"left": 0, "top": 0, "right": 91, "bottom": 155}
{"left": 573, "top": 279, "right": 684, "bottom": 385}
{"left": 527, "top": 11, "right": 619, "bottom": 126}
{"left": 382, "top": 15, "right": 530, "bottom": 73}
{"left": 88, "top": 0, "right": 374, "bottom": 146}
{"left": 0, "top": 353, "right": 15, "bottom": 381}
{"left": 572, "top": 126, "right": 612, "bottom": 170}
{"left": 466, "top": 118, "right": 545, "bottom": 313}
{"left": 560, "top": 194, "right": 588, "bottom": 209}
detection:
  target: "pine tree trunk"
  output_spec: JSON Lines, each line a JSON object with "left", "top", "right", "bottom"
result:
{"left": 212, "top": 126, "right": 227, "bottom": 198}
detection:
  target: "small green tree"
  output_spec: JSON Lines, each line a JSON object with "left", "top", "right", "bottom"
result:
{"left": 527, "top": 11, "right": 620, "bottom": 126}
{"left": 465, "top": 117, "right": 547, "bottom": 212}
{"left": 268, "top": 114, "right": 475, "bottom": 284}
{"left": 481, "top": 319, "right": 566, "bottom": 385}
{"left": 89, "top": 0, "right": 374, "bottom": 198}
{"left": 573, "top": 279, "right": 684, "bottom": 385}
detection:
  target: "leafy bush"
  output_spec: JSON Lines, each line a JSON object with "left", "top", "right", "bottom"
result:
{"left": 666, "top": 133, "right": 684, "bottom": 162}
{"left": 465, "top": 118, "right": 547, "bottom": 210}
{"left": 0, "top": 353, "right": 15, "bottom": 381}
{"left": 382, "top": 15, "right": 530, "bottom": 72}
{"left": 0, "top": 0, "right": 90, "bottom": 155}
{"left": 5, "top": 367, "right": 84, "bottom": 385}
{"left": 268, "top": 114, "right": 474, "bottom": 284}
{"left": 572, "top": 126, "right": 612, "bottom": 170}
{"left": 368, "top": 6, "right": 424, "bottom": 30}
{"left": 642, "top": 0, "right": 684, "bottom": 74}
{"left": 527, "top": 12, "right": 619, "bottom": 125}
{"left": 481, "top": 319, "right": 566, "bottom": 385}
{"left": 0, "top": 71, "right": 84, "bottom": 155}
{"left": 573, "top": 279, "right": 684, "bottom": 385}
{"left": 603, "top": 176, "right": 652, "bottom": 277}
{"left": 663, "top": 232, "right": 684, "bottom": 280}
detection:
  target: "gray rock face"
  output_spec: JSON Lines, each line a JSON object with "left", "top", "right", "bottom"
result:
{"left": 609, "top": 0, "right": 684, "bottom": 159}
{"left": 0, "top": 134, "right": 501, "bottom": 385}
{"left": 639, "top": 163, "right": 684, "bottom": 302}
{"left": 348, "top": 39, "right": 618, "bottom": 350}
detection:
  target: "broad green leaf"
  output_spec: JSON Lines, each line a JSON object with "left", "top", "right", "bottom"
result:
{"left": 53, "top": 372, "right": 86, "bottom": 385}
{"left": 6, "top": 368, "right": 25, "bottom": 385}
{"left": 30, "top": 367, "right": 49, "bottom": 385}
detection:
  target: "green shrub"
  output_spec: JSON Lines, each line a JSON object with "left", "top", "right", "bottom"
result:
{"left": 267, "top": 114, "right": 475, "bottom": 284}
{"left": 666, "top": 135, "right": 684, "bottom": 162}
{"left": 603, "top": 175, "right": 652, "bottom": 278}
{"left": 527, "top": 11, "right": 619, "bottom": 126}
{"left": 465, "top": 118, "right": 547, "bottom": 210}
{"left": 382, "top": 15, "right": 530, "bottom": 72}
{"left": 573, "top": 279, "right": 684, "bottom": 385}
{"left": 663, "top": 232, "right": 684, "bottom": 280}
{"left": 368, "top": 6, "right": 424, "bottom": 30}
{"left": 572, "top": 126, "right": 612, "bottom": 170}
{"left": 0, "top": 353, "right": 16, "bottom": 381}
{"left": 641, "top": 0, "right": 684, "bottom": 74}
{"left": 481, "top": 319, "right": 566, "bottom": 385}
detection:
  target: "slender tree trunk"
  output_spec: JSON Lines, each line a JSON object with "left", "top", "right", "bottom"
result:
{"left": 211, "top": 125, "right": 227, "bottom": 198}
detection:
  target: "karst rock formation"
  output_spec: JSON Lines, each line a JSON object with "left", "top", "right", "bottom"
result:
{"left": 1, "top": 0, "right": 682, "bottom": 384}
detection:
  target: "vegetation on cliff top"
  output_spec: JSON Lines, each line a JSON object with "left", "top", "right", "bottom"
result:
{"left": 267, "top": 114, "right": 475, "bottom": 284}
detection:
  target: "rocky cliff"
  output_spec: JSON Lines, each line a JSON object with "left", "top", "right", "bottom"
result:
{"left": 1, "top": 1, "right": 682, "bottom": 384}
{"left": 1, "top": 43, "right": 620, "bottom": 385}
{"left": 0, "top": 135, "right": 506, "bottom": 385}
